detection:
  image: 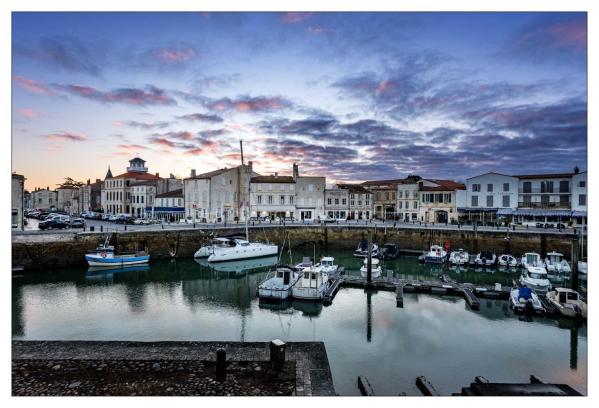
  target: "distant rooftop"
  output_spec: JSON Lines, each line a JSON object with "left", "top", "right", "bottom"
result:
{"left": 251, "top": 175, "right": 295, "bottom": 184}
{"left": 156, "top": 189, "right": 183, "bottom": 198}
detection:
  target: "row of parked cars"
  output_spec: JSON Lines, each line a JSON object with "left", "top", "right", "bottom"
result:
{"left": 25, "top": 209, "right": 85, "bottom": 230}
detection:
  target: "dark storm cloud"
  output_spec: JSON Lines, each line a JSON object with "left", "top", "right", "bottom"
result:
{"left": 176, "top": 113, "right": 224, "bottom": 123}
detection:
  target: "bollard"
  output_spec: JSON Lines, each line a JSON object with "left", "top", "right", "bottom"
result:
{"left": 216, "top": 348, "right": 226, "bottom": 381}
{"left": 124, "top": 224, "right": 127, "bottom": 231}
{"left": 270, "top": 339, "right": 286, "bottom": 369}
{"left": 162, "top": 224, "right": 164, "bottom": 230}
{"left": 193, "top": 222, "right": 196, "bottom": 228}
{"left": 100, "top": 225, "right": 103, "bottom": 232}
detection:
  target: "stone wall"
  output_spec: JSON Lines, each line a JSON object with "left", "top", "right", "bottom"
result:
{"left": 12, "top": 225, "right": 580, "bottom": 270}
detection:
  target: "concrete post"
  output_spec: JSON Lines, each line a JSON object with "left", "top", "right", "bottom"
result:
{"left": 367, "top": 229, "right": 372, "bottom": 284}
{"left": 571, "top": 235, "right": 579, "bottom": 292}
{"left": 216, "top": 348, "right": 226, "bottom": 382}
{"left": 270, "top": 339, "right": 286, "bottom": 369}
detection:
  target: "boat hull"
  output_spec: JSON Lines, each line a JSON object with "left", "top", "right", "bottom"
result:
{"left": 194, "top": 246, "right": 212, "bottom": 258}
{"left": 360, "top": 266, "right": 382, "bottom": 278}
{"left": 207, "top": 244, "right": 278, "bottom": 262}
{"left": 424, "top": 255, "right": 445, "bottom": 264}
{"left": 292, "top": 285, "right": 328, "bottom": 300}
{"left": 85, "top": 254, "right": 150, "bottom": 267}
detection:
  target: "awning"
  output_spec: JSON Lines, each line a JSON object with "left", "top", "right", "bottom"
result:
{"left": 458, "top": 207, "right": 499, "bottom": 213}
{"left": 572, "top": 211, "right": 587, "bottom": 217}
{"left": 512, "top": 209, "right": 571, "bottom": 217}
{"left": 497, "top": 208, "right": 513, "bottom": 216}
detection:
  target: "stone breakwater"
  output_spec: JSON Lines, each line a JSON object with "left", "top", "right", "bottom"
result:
{"left": 12, "top": 341, "right": 335, "bottom": 396}
{"left": 12, "top": 225, "right": 579, "bottom": 270}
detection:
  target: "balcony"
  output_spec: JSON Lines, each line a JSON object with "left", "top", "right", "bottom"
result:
{"left": 518, "top": 188, "right": 570, "bottom": 194}
{"left": 518, "top": 201, "right": 571, "bottom": 209}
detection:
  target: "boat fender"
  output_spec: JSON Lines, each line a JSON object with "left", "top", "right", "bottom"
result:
{"left": 100, "top": 252, "right": 107, "bottom": 258}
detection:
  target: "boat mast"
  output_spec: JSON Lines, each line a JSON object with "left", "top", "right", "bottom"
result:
{"left": 240, "top": 140, "right": 249, "bottom": 241}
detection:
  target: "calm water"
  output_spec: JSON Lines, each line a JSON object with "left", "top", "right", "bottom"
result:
{"left": 12, "top": 251, "right": 587, "bottom": 395}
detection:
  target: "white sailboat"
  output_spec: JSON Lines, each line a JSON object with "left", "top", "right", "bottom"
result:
{"left": 207, "top": 141, "right": 278, "bottom": 263}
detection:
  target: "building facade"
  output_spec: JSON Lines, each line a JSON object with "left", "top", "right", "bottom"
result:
{"left": 131, "top": 181, "right": 156, "bottom": 218}
{"left": 361, "top": 179, "right": 403, "bottom": 219}
{"left": 79, "top": 179, "right": 103, "bottom": 212}
{"left": 250, "top": 174, "right": 296, "bottom": 220}
{"left": 418, "top": 179, "right": 466, "bottom": 223}
{"left": 397, "top": 182, "right": 422, "bottom": 222}
{"left": 12, "top": 173, "right": 25, "bottom": 229}
{"left": 294, "top": 163, "right": 326, "bottom": 221}
{"left": 152, "top": 189, "right": 184, "bottom": 221}
{"left": 324, "top": 186, "right": 349, "bottom": 220}
{"left": 31, "top": 187, "right": 57, "bottom": 210}
{"left": 57, "top": 185, "right": 79, "bottom": 213}
{"left": 337, "top": 184, "right": 373, "bottom": 220}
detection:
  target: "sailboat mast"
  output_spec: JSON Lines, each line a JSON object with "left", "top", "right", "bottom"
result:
{"left": 240, "top": 140, "right": 250, "bottom": 241}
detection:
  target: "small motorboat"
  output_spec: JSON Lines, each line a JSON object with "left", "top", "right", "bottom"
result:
{"left": 509, "top": 287, "right": 545, "bottom": 314}
{"left": 292, "top": 265, "right": 330, "bottom": 301}
{"left": 577, "top": 261, "right": 587, "bottom": 274}
{"left": 423, "top": 245, "right": 447, "bottom": 264}
{"left": 379, "top": 243, "right": 400, "bottom": 260}
{"left": 475, "top": 251, "right": 497, "bottom": 267}
{"left": 257, "top": 265, "right": 300, "bottom": 301}
{"left": 521, "top": 252, "right": 544, "bottom": 269}
{"left": 360, "top": 257, "right": 382, "bottom": 278}
{"left": 544, "top": 252, "right": 571, "bottom": 274}
{"left": 85, "top": 238, "right": 149, "bottom": 268}
{"left": 449, "top": 249, "right": 469, "bottom": 266}
{"left": 519, "top": 265, "right": 552, "bottom": 292}
{"left": 546, "top": 288, "right": 587, "bottom": 319}
{"left": 498, "top": 254, "right": 518, "bottom": 268}
{"left": 354, "top": 240, "right": 379, "bottom": 258}
{"left": 319, "top": 256, "right": 339, "bottom": 274}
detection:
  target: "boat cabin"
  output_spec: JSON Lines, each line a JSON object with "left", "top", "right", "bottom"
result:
{"left": 320, "top": 257, "right": 335, "bottom": 268}
{"left": 524, "top": 252, "right": 541, "bottom": 265}
{"left": 526, "top": 266, "right": 548, "bottom": 280}
{"left": 275, "top": 267, "right": 295, "bottom": 285}
{"left": 546, "top": 252, "right": 564, "bottom": 263}
{"left": 555, "top": 288, "right": 581, "bottom": 304}
{"left": 300, "top": 268, "right": 326, "bottom": 288}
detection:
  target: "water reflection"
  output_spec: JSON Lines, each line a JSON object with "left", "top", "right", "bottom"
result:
{"left": 12, "top": 250, "right": 587, "bottom": 395}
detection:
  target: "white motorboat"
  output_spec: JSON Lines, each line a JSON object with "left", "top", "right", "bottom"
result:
{"left": 475, "top": 251, "right": 497, "bottom": 267}
{"left": 423, "top": 245, "right": 447, "bottom": 264}
{"left": 520, "top": 252, "right": 543, "bottom": 269}
{"left": 207, "top": 238, "right": 278, "bottom": 262}
{"left": 546, "top": 288, "right": 587, "bottom": 319}
{"left": 257, "top": 265, "right": 300, "bottom": 301}
{"left": 292, "top": 265, "right": 331, "bottom": 300}
{"left": 577, "top": 261, "right": 587, "bottom": 274}
{"left": 519, "top": 265, "right": 552, "bottom": 292}
{"left": 498, "top": 254, "right": 518, "bottom": 268}
{"left": 509, "top": 287, "right": 545, "bottom": 314}
{"left": 360, "top": 257, "right": 382, "bottom": 278}
{"left": 194, "top": 237, "right": 234, "bottom": 258}
{"left": 354, "top": 240, "right": 379, "bottom": 258}
{"left": 319, "top": 256, "right": 339, "bottom": 274}
{"left": 544, "top": 252, "right": 571, "bottom": 274}
{"left": 449, "top": 249, "right": 469, "bottom": 266}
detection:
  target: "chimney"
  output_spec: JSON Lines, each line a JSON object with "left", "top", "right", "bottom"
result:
{"left": 574, "top": 166, "right": 580, "bottom": 174}
{"left": 87, "top": 179, "right": 90, "bottom": 185}
{"left": 248, "top": 161, "right": 253, "bottom": 171}
{"left": 96, "top": 179, "right": 101, "bottom": 183}
{"left": 293, "top": 163, "right": 299, "bottom": 180}
{"left": 170, "top": 173, "right": 174, "bottom": 179}
{"left": 191, "top": 169, "right": 196, "bottom": 177}
{"left": 46, "top": 186, "right": 49, "bottom": 190}
{"left": 155, "top": 173, "right": 160, "bottom": 177}
{"left": 274, "top": 172, "right": 278, "bottom": 178}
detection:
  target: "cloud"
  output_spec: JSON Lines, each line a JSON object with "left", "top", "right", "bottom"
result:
{"left": 44, "top": 131, "right": 87, "bottom": 142}
{"left": 117, "top": 120, "right": 171, "bottom": 129}
{"left": 177, "top": 113, "right": 224, "bottom": 123}
{"left": 280, "top": 12, "right": 313, "bottom": 24}
{"left": 117, "top": 144, "right": 147, "bottom": 150}
{"left": 206, "top": 95, "right": 293, "bottom": 113}
{"left": 148, "top": 137, "right": 177, "bottom": 148}
{"left": 54, "top": 83, "right": 177, "bottom": 106}
{"left": 192, "top": 73, "right": 241, "bottom": 91}
{"left": 131, "top": 44, "right": 199, "bottom": 71}
{"left": 13, "top": 75, "right": 55, "bottom": 95}
{"left": 306, "top": 26, "right": 333, "bottom": 36}
{"left": 14, "top": 36, "right": 103, "bottom": 77}
{"left": 197, "top": 128, "right": 229, "bottom": 138}
{"left": 16, "top": 108, "right": 40, "bottom": 119}
{"left": 153, "top": 46, "right": 197, "bottom": 64}
{"left": 183, "top": 148, "right": 204, "bottom": 156}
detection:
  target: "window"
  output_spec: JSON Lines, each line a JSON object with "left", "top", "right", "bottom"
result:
{"left": 399, "top": 191, "right": 403, "bottom": 198}
{"left": 579, "top": 194, "right": 586, "bottom": 206}
{"left": 405, "top": 202, "right": 410, "bottom": 209}
{"left": 487, "top": 184, "right": 493, "bottom": 192}
{"left": 289, "top": 196, "right": 294, "bottom": 205}
{"left": 280, "top": 195, "right": 285, "bottom": 205}
{"left": 559, "top": 180, "right": 569, "bottom": 193}
{"left": 12, "top": 209, "right": 18, "bottom": 228}
{"left": 414, "top": 201, "right": 418, "bottom": 208}
{"left": 503, "top": 183, "right": 509, "bottom": 192}
{"left": 471, "top": 196, "right": 478, "bottom": 207}
{"left": 268, "top": 195, "right": 273, "bottom": 204}
{"left": 334, "top": 198, "right": 339, "bottom": 205}
{"left": 257, "top": 195, "right": 262, "bottom": 204}
{"left": 350, "top": 200, "right": 355, "bottom": 206}
{"left": 523, "top": 182, "right": 531, "bottom": 193}
{"left": 541, "top": 195, "right": 550, "bottom": 204}
{"left": 502, "top": 195, "right": 510, "bottom": 207}
{"left": 486, "top": 195, "right": 493, "bottom": 207}
{"left": 398, "top": 202, "right": 402, "bottom": 209}
{"left": 342, "top": 198, "right": 347, "bottom": 205}
{"left": 472, "top": 184, "right": 481, "bottom": 192}
{"left": 327, "top": 198, "right": 332, "bottom": 205}
{"left": 579, "top": 181, "right": 586, "bottom": 188}
{"left": 560, "top": 195, "right": 569, "bottom": 205}
{"left": 385, "top": 192, "right": 390, "bottom": 200}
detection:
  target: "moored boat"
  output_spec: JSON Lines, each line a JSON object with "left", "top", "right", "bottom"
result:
{"left": 257, "top": 265, "right": 300, "bottom": 301}
{"left": 519, "top": 265, "right": 552, "bottom": 292}
{"left": 546, "top": 288, "right": 587, "bottom": 319}
{"left": 521, "top": 252, "right": 543, "bottom": 269}
{"left": 509, "top": 287, "right": 545, "bottom": 314}
{"left": 498, "top": 254, "right": 518, "bottom": 268}
{"left": 207, "top": 238, "right": 278, "bottom": 262}
{"left": 85, "top": 249, "right": 149, "bottom": 268}
{"left": 194, "top": 237, "right": 237, "bottom": 258}
{"left": 379, "top": 243, "right": 400, "bottom": 260}
{"left": 423, "top": 245, "right": 447, "bottom": 264}
{"left": 544, "top": 252, "right": 571, "bottom": 274}
{"left": 449, "top": 249, "right": 469, "bottom": 266}
{"left": 354, "top": 240, "right": 379, "bottom": 258}
{"left": 292, "top": 265, "right": 331, "bottom": 300}
{"left": 475, "top": 251, "right": 497, "bottom": 267}
{"left": 360, "top": 257, "right": 382, "bottom": 278}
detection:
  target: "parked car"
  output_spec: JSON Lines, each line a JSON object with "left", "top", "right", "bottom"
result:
{"left": 39, "top": 218, "right": 69, "bottom": 230}
{"left": 133, "top": 218, "right": 150, "bottom": 225}
{"left": 70, "top": 218, "right": 85, "bottom": 228}
{"left": 115, "top": 214, "right": 134, "bottom": 224}
{"left": 108, "top": 214, "right": 119, "bottom": 222}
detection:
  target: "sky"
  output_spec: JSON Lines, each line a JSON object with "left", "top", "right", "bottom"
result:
{"left": 11, "top": 12, "right": 587, "bottom": 190}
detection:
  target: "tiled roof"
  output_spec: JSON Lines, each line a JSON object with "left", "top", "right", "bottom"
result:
{"left": 185, "top": 168, "right": 231, "bottom": 180}
{"left": 156, "top": 189, "right": 183, "bottom": 198}
{"left": 112, "top": 172, "right": 161, "bottom": 180}
{"left": 336, "top": 184, "right": 370, "bottom": 194}
{"left": 420, "top": 179, "right": 466, "bottom": 191}
{"left": 251, "top": 175, "right": 295, "bottom": 183}
{"left": 361, "top": 178, "right": 408, "bottom": 187}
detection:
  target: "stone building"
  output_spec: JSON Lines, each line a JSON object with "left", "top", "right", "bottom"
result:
{"left": 183, "top": 163, "right": 257, "bottom": 223}
{"left": 294, "top": 164, "right": 326, "bottom": 221}
{"left": 361, "top": 178, "right": 405, "bottom": 220}
{"left": 131, "top": 181, "right": 157, "bottom": 219}
{"left": 79, "top": 179, "right": 103, "bottom": 212}
{"left": 56, "top": 184, "right": 79, "bottom": 213}
{"left": 152, "top": 189, "right": 185, "bottom": 221}
{"left": 337, "top": 184, "right": 373, "bottom": 220}
{"left": 418, "top": 179, "right": 466, "bottom": 223}
{"left": 396, "top": 176, "right": 423, "bottom": 222}
{"left": 31, "top": 187, "right": 57, "bottom": 210}
{"left": 250, "top": 174, "right": 296, "bottom": 220}
{"left": 324, "top": 185, "right": 349, "bottom": 220}
{"left": 11, "top": 173, "right": 25, "bottom": 230}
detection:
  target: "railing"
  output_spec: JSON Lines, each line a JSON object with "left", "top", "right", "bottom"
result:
{"left": 518, "top": 189, "right": 570, "bottom": 194}
{"left": 517, "top": 202, "right": 571, "bottom": 209}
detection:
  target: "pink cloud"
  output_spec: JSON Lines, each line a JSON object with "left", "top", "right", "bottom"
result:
{"left": 154, "top": 47, "right": 197, "bottom": 63}
{"left": 548, "top": 19, "right": 587, "bottom": 51}
{"left": 207, "top": 96, "right": 292, "bottom": 113}
{"left": 13, "top": 76, "right": 55, "bottom": 95}
{"left": 306, "top": 26, "right": 333, "bottom": 36}
{"left": 44, "top": 131, "right": 87, "bottom": 142}
{"left": 150, "top": 137, "right": 177, "bottom": 148}
{"left": 184, "top": 148, "right": 204, "bottom": 156}
{"left": 281, "top": 12, "right": 313, "bottom": 24}
{"left": 16, "top": 108, "right": 40, "bottom": 119}
{"left": 54, "top": 83, "right": 176, "bottom": 106}
{"left": 117, "top": 144, "right": 147, "bottom": 150}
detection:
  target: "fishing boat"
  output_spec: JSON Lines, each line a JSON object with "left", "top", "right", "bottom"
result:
{"left": 449, "top": 249, "right": 469, "bottom": 266}
{"left": 257, "top": 265, "right": 300, "bottom": 301}
{"left": 84, "top": 236, "right": 149, "bottom": 268}
{"left": 423, "top": 245, "right": 447, "bottom": 264}
{"left": 354, "top": 240, "right": 379, "bottom": 258}
{"left": 379, "top": 243, "right": 400, "bottom": 260}
{"left": 360, "top": 257, "right": 382, "bottom": 278}
{"left": 509, "top": 287, "right": 545, "bottom": 314}
{"left": 292, "top": 265, "right": 331, "bottom": 300}
{"left": 546, "top": 288, "right": 587, "bottom": 319}
{"left": 544, "top": 252, "right": 571, "bottom": 274}
{"left": 519, "top": 265, "right": 552, "bottom": 292}
{"left": 475, "top": 250, "right": 497, "bottom": 267}
{"left": 498, "top": 254, "right": 518, "bottom": 268}
{"left": 520, "top": 252, "right": 543, "bottom": 269}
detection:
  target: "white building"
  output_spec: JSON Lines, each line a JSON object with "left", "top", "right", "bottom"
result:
{"left": 461, "top": 172, "right": 519, "bottom": 223}
{"left": 31, "top": 187, "right": 57, "bottom": 210}
{"left": 295, "top": 163, "right": 326, "bottom": 221}
{"left": 397, "top": 181, "right": 423, "bottom": 222}
{"left": 12, "top": 173, "right": 25, "bottom": 230}
{"left": 250, "top": 173, "right": 296, "bottom": 220}
{"left": 152, "top": 189, "right": 184, "bottom": 221}
{"left": 325, "top": 186, "right": 349, "bottom": 220}
{"left": 571, "top": 169, "right": 587, "bottom": 225}
{"left": 418, "top": 179, "right": 466, "bottom": 223}
{"left": 131, "top": 181, "right": 156, "bottom": 219}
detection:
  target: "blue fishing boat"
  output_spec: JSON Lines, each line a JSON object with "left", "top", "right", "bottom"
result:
{"left": 85, "top": 237, "right": 149, "bottom": 268}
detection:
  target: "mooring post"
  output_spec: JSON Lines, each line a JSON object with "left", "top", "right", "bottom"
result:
{"left": 571, "top": 234, "right": 579, "bottom": 292}
{"left": 367, "top": 228, "right": 372, "bottom": 284}
{"left": 270, "top": 339, "right": 286, "bottom": 370}
{"left": 216, "top": 348, "right": 226, "bottom": 382}
{"left": 100, "top": 225, "right": 103, "bottom": 232}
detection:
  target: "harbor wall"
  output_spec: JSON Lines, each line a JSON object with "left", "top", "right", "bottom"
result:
{"left": 12, "top": 226, "right": 580, "bottom": 270}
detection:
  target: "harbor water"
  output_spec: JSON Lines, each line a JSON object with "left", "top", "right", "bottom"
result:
{"left": 12, "top": 251, "right": 587, "bottom": 395}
